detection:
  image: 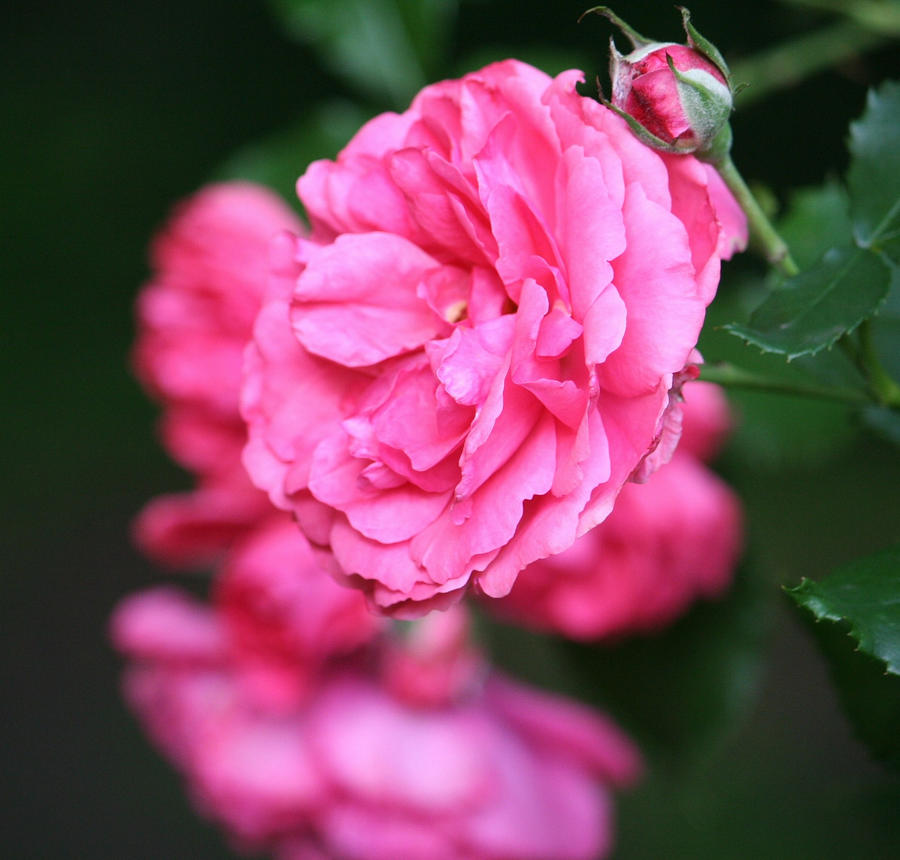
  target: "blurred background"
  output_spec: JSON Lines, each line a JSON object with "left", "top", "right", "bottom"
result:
{"left": 4, "top": 0, "right": 899, "bottom": 856}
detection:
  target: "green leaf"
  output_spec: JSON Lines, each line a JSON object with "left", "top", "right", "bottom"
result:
{"left": 776, "top": 181, "right": 851, "bottom": 271}
{"left": 787, "top": 545, "right": 900, "bottom": 768}
{"left": 267, "top": 0, "right": 456, "bottom": 108}
{"left": 848, "top": 80, "right": 900, "bottom": 264}
{"left": 480, "top": 565, "right": 771, "bottom": 765}
{"left": 787, "top": 545, "right": 900, "bottom": 675}
{"left": 724, "top": 83, "right": 900, "bottom": 359}
{"left": 215, "top": 100, "right": 371, "bottom": 208}
{"left": 724, "top": 245, "right": 893, "bottom": 359}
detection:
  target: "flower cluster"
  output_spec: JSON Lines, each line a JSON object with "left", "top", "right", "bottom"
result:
{"left": 117, "top": 57, "right": 747, "bottom": 860}
{"left": 118, "top": 175, "right": 644, "bottom": 859}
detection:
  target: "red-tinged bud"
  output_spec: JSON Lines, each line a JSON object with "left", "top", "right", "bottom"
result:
{"left": 611, "top": 42, "right": 731, "bottom": 150}
{"left": 583, "top": 6, "right": 734, "bottom": 160}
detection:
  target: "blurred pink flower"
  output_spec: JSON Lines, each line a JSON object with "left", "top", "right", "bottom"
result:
{"left": 242, "top": 60, "right": 747, "bottom": 615}
{"left": 678, "top": 379, "right": 734, "bottom": 461}
{"left": 131, "top": 182, "right": 302, "bottom": 567}
{"left": 215, "top": 516, "right": 381, "bottom": 709}
{"left": 493, "top": 381, "right": 742, "bottom": 639}
{"left": 111, "top": 590, "right": 641, "bottom": 860}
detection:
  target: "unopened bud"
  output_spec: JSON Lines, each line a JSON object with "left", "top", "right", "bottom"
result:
{"left": 583, "top": 7, "right": 734, "bottom": 159}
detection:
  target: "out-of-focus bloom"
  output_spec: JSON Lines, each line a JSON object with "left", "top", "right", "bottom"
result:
{"left": 379, "top": 605, "right": 486, "bottom": 707}
{"left": 111, "top": 590, "right": 641, "bottom": 860}
{"left": 493, "top": 381, "right": 742, "bottom": 639}
{"left": 242, "top": 59, "right": 747, "bottom": 616}
{"left": 131, "top": 183, "right": 302, "bottom": 566}
{"left": 215, "top": 517, "right": 380, "bottom": 708}
{"left": 677, "top": 379, "right": 733, "bottom": 461}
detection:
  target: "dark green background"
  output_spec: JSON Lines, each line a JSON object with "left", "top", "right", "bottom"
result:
{"left": 4, "top": 1, "right": 899, "bottom": 856}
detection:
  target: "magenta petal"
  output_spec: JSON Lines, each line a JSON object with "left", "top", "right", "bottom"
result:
{"left": 370, "top": 359, "right": 473, "bottom": 471}
{"left": 598, "top": 183, "right": 702, "bottom": 396}
{"left": 110, "top": 588, "right": 228, "bottom": 663}
{"left": 389, "top": 147, "right": 491, "bottom": 264}
{"left": 429, "top": 315, "right": 515, "bottom": 407}
{"left": 291, "top": 233, "right": 449, "bottom": 367}
{"left": 309, "top": 431, "right": 451, "bottom": 543}
{"left": 556, "top": 145, "right": 626, "bottom": 320}
{"left": 330, "top": 519, "right": 425, "bottom": 596}
{"left": 309, "top": 679, "right": 485, "bottom": 812}
{"left": 582, "top": 284, "right": 627, "bottom": 367}
{"left": 412, "top": 413, "right": 556, "bottom": 585}
{"left": 477, "top": 409, "right": 611, "bottom": 598}
{"left": 485, "top": 675, "right": 642, "bottom": 786}
{"left": 242, "top": 283, "right": 366, "bottom": 509}
{"left": 536, "top": 306, "right": 583, "bottom": 358}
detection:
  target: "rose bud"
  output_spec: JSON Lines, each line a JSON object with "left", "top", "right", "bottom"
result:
{"left": 583, "top": 6, "right": 734, "bottom": 158}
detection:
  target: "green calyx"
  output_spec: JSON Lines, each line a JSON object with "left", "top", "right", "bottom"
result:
{"left": 599, "top": 97, "right": 697, "bottom": 154}
{"left": 666, "top": 53, "right": 734, "bottom": 155}
{"left": 677, "top": 6, "right": 733, "bottom": 88}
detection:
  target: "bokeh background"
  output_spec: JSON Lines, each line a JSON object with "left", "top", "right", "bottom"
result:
{"left": 4, "top": 1, "right": 899, "bottom": 856}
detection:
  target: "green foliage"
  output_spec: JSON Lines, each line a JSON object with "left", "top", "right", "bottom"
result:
{"left": 726, "top": 81, "right": 900, "bottom": 359}
{"left": 848, "top": 81, "right": 900, "bottom": 264}
{"left": 788, "top": 546, "right": 900, "bottom": 769}
{"left": 787, "top": 545, "right": 900, "bottom": 675}
{"left": 267, "top": 0, "right": 457, "bottom": 108}
{"left": 725, "top": 246, "right": 894, "bottom": 359}
{"left": 776, "top": 181, "right": 851, "bottom": 270}
{"left": 701, "top": 269, "right": 862, "bottom": 465}
{"left": 787, "top": 545, "right": 900, "bottom": 769}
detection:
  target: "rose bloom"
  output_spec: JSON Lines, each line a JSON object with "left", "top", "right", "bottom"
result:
{"left": 243, "top": 60, "right": 746, "bottom": 615}
{"left": 493, "top": 381, "right": 742, "bottom": 639}
{"left": 111, "top": 590, "right": 641, "bottom": 860}
{"left": 132, "top": 183, "right": 302, "bottom": 566}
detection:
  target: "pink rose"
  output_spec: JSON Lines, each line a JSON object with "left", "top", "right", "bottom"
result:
{"left": 242, "top": 60, "right": 747, "bottom": 615}
{"left": 111, "top": 591, "right": 641, "bottom": 860}
{"left": 493, "top": 382, "right": 742, "bottom": 639}
{"left": 131, "top": 182, "right": 302, "bottom": 566}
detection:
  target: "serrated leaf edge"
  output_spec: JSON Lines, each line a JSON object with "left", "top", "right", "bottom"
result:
{"left": 723, "top": 247, "right": 892, "bottom": 359}
{"left": 786, "top": 578, "right": 900, "bottom": 677}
